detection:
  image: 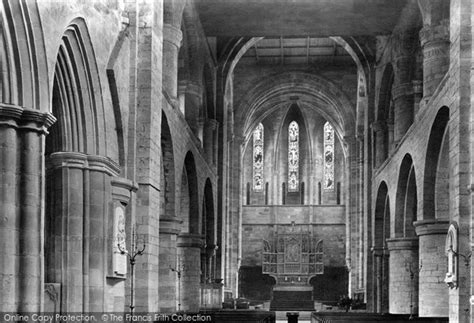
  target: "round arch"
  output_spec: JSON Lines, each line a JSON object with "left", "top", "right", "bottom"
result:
{"left": 423, "top": 106, "right": 449, "bottom": 220}
{"left": 395, "top": 154, "right": 416, "bottom": 237}
{"left": 373, "top": 181, "right": 390, "bottom": 313}
{"left": 201, "top": 178, "right": 216, "bottom": 282}
{"left": 180, "top": 151, "right": 200, "bottom": 234}
{"left": 161, "top": 112, "right": 176, "bottom": 219}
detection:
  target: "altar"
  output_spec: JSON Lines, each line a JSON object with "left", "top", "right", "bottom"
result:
{"left": 262, "top": 226, "right": 324, "bottom": 310}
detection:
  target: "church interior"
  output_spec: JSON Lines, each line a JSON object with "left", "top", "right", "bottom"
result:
{"left": 1, "top": 0, "right": 473, "bottom": 322}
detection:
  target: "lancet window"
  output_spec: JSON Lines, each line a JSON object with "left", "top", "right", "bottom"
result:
{"left": 253, "top": 123, "right": 264, "bottom": 191}
{"left": 324, "top": 122, "right": 334, "bottom": 190}
{"left": 288, "top": 121, "right": 299, "bottom": 192}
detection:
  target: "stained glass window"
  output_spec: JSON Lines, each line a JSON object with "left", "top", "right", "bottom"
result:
{"left": 288, "top": 121, "right": 299, "bottom": 192}
{"left": 324, "top": 122, "right": 334, "bottom": 190}
{"left": 253, "top": 123, "right": 264, "bottom": 191}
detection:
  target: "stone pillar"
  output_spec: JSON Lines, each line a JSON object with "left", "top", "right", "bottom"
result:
{"left": 419, "top": 21, "right": 450, "bottom": 100}
{"left": 371, "top": 247, "right": 389, "bottom": 313}
{"left": 372, "top": 120, "right": 386, "bottom": 168}
{"left": 134, "top": 0, "right": 163, "bottom": 311}
{"left": 184, "top": 81, "right": 204, "bottom": 138}
{"left": 387, "top": 118, "right": 395, "bottom": 154}
{"left": 159, "top": 216, "right": 181, "bottom": 312}
{"left": 45, "top": 152, "right": 120, "bottom": 312}
{"left": 163, "top": 0, "right": 186, "bottom": 100}
{"left": 391, "top": 30, "right": 417, "bottom": 144}
{"left": 0, "top": 104, "right": 55, "bottom": 312}
{"left": 412, "top": 80, "right": 423, "bottom": 118}
{"left": 392, "top": 82, "right": 414, "bottom": 144}
{"left": 204, "top": 119, "right": 218, "bottom": 165}
{"left": 386, "top": 238, "right": 419, "bottom": 315}
{"left": 177, "top": 234, "right": 204, "bottom": 312}
{"left": 414, "top": 220, "right": 449, "bottom": 317}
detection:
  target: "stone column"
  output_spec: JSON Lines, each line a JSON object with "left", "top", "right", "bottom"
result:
{"left": 0, "top": 104, "right": 55, "bottom": 312}
{"left": 391, "top": 30, "right": 417, "bottom": 144}
{"left": 184, "top": 81, "right": 204, "bottom": 139}
{"left": 414, "top": 220, "right": 449, "bottom": 317}
{"left": 204, "top": 119, "right": 218, "bottom": 165}
{"left": 412, "top": 80, "right": 423, "bottom": 118}
{"left": 371, "top": 247, "right": 389, "bottom": 313}
{"left": 134, "top": 0, "right": 163, "bottom": 311}
{"left": 387, "top": 118, "right": 395, "bottom": 154}
{"left": 419, "top": 21, "right": 450, "bottom": 100}
{"left": 392, "top": 82, "right": 414, "bottom": 144}
{"left": 372, "top": 120, "right": 386, "bottom": 168}
{"left": 159, "top": 216, "right": 181, "bottom": 313}
{"left": 163, "top": 0, "right": 186, "bottom": 100}
{"left": 46, "top": 152, "right": 120, "bottom": 312}
{"left": 386, "top": 238, "right": 419, "bottom": 315}
{"left": 177, "top": 234, "right": 204, "bottom": 312}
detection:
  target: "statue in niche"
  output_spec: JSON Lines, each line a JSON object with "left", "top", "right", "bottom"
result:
{"left": 445, "top": 224, "right": 458, "bottom": 289}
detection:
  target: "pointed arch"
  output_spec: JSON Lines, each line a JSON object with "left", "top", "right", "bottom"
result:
{"left": 46, "top": 18, "right": 105, "bottom": 155}
{"left": 423, "top": 106, "right": 449, "bottom": 220}
{"left": 373, "top": 181, "right": 390, "bottom": 313}
{"left": 395, "top": 154, "right": 417, "bottom": 237}
{"left": 161, "top": 112, "right": 176, "bottom": 219}
{"left": 1, "top": 0, "right": 49, "bottom": 110}
{"left": 181, "top": 151, "right": 200, "bottom": 234}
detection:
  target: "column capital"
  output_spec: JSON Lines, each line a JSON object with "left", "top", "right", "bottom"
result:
{"left": 371, "top": 247, "right": 389, "bottom": 257}
{"left": 412, "top": 80, "right": 423, "bottom": 94}
{"left": 0, "top": 103, "right": 56, "bottom": 134}
{"left": 371, "top": 120, "right": 387, "bottom": 132}
{"left": 232, "top": 134, "right": 245, "bottom": 145}
{"left": 391, "top": 29, "right": 418, "bottom": 59}
{"left": 414, "top": 219, "right": 449, "bottom": 236}
{"left": 386, "top": 237, "right": 419, "bottom": 251}
{"left": 392, "top": 82, "right": 413, "bottom": 101}
{"left": 112, "top": 177, "right": 138, "bottom": 205}
{"left": 205, "top": 118, "right": 219, "bottom": 130}
{"left": 183, "top": 80, "right": 203, "bottom": 100}
{"left": 419, "top": 21, "right": 449, "bottom": 48}
{"left": 177, "top": 233, "right": 204, "bottom": 248}
{"left": 163, "top": 23, "right": 183, "bottom": 49}
{"left": 160, "top": 216, "right": 182, "bottom": 235}
{"left": 46, "top": 152, "right": 120, "bottom": 176}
